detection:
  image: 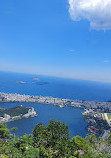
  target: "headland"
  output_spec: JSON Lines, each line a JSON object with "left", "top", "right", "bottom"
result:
{"left": 0, "top": 92, "right": 111, "bottom": 136}
{"left": 0, "top": 105, "right": 37, "bottom": 123}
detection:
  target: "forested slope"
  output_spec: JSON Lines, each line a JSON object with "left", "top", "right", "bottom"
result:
{"left": 0, "top": 120, "right": 111, "bottom": 158}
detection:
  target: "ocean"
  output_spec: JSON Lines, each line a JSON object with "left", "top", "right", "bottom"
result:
{"left": 0, "top": 71, "right": 111, "bottom": 138}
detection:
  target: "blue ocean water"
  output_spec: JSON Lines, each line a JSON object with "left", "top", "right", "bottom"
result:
{"left": 0, "top": 71, "right": 111, "bottom": 138}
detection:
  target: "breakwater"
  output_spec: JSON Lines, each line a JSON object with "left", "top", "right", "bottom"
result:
{"left": 0, "top": 92, "right": 111, "bottom": 113}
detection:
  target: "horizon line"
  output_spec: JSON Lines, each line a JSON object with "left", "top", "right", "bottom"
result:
{"left": 0, "top": 69, "right": 111, "bottom": 84}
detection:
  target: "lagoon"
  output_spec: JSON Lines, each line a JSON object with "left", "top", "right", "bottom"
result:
{"left": 0, "top": 102, "right": 88, "bottom": 138}
{"left": 0, "top": 71, "right": 111, "bottom": 137}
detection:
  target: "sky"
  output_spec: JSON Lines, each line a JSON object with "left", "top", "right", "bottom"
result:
{"left": 0, "top": 0, "right": 111, "bottom": 82}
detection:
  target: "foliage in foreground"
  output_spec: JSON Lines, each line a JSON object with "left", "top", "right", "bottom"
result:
{"left": 0, "top": 120, "right": 111, "bottom": 158}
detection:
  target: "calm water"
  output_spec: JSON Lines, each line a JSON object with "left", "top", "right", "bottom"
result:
{"left": 0, "top": 102, "right": 87, "bottom": 138}
{"left": 0, "top": 71, "right": 111, "bottom": 138}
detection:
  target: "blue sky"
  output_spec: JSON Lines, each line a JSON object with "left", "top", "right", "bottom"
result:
{"left": 0, "top": 0, "right": 111, "bottom": 82}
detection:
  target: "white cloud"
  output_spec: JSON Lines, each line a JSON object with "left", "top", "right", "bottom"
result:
{"left": 68, "top": 0, "right": 111, "bottom": 30}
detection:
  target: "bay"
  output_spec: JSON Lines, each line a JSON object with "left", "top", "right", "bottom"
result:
{"left": 0, "top": 102, "right": 88, "bottom": 138}
{"left": 0, "top": 71, "right": 111, "bottom": 138}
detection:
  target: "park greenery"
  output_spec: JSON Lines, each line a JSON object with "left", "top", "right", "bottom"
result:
{"left": 0, "top": 106, "right": 30, "bottom": 117}
{"left": 0, "top": 119, "right": 111, "bottom": 158}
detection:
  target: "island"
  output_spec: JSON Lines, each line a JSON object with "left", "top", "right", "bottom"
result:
{"left": 0, "top": 105, "right": 37, "bottom": 123}
{"left": 32, "top": 78, "right": 39, "bottom": 81}
{"left": 16, "top": 81, "right": 26, "bottom": 84}
{"left": 0, "top": 92, "right": 111, "bottom": 136}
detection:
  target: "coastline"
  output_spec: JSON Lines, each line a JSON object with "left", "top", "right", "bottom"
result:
{"left": 0, "top": 105, "right": 37, "bottom": 123}
{"left": 0, "top": 92, "right": 111, "bottom": 113}
{"left": 0, "top": 92, "right": 111, "bottom": 136}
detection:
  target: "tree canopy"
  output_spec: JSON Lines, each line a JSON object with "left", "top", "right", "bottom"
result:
{"left": 0, "top": 120, "right": 110, "bottom": 158}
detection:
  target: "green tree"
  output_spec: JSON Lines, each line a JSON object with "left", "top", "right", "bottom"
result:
{"left": 69, "top": 135, "right": 92, "bottom": 157}
{"left": 0, "top": 123, "right": 10, "bottom": 138}
{"left": 14, "top": 134, "right": 33, "bottom": 154}
{"left": 106, "top": 132, "right": 111, "bottom": 144}
{"left": 33, "top": 119, "right": 69, "bottom": 148}
{"left": 0, "top": 122, "right": 110, "bottom": 158}
{"left": 33, "top": 119, "right": 69, "bottom": 157}
{"left": 11, "top": 127, "right": 18, "bottom": 132}
{"left": 23, "top": 147, "right": 39, "bottom": 158}
{"left": 85, "top": 134, "right": 97, "bottom": 148}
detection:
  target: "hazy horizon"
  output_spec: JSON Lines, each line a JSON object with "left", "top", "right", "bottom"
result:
{"left": 1, "top": 70, "right": 111, "bottom": 84}
{"left": 0, "top": 0, "right": 111, "bottom": 83}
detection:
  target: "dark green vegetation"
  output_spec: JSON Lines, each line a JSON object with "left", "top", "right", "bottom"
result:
{"left": 0, "top": 106, "right": 30, "bottom": 117}
{"left": 0, "top": 120, "right": 111, "bottom": 158}
{"left": 107, "top": 114, "right": 111, "bottom": 120}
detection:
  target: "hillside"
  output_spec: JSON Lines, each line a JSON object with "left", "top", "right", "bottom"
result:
{"left": 0, "top": 105, "right": 37, "bottom": 123}
{"left": 0, "top": 120, "right": 111, "bottom": 158}
{"left": 0, "top": 106, "right": 30, "bottom": 117}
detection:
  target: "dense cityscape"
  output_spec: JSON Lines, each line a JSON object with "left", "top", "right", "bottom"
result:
{"left": 0, "top": 92, "right": 111, "bottom": 112}
{"left": 0, "top": 92, "right": 111, "bottom": 137}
